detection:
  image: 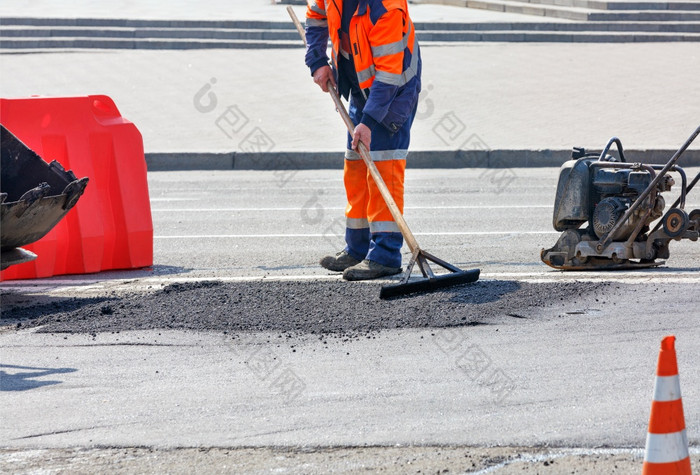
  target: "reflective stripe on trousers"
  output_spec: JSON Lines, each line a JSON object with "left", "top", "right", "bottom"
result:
{"left": 341, "top": 94, "right": 415, "bottom": 268}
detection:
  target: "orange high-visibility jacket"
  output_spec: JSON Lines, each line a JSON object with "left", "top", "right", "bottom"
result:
{"left": 305, "top": 0, "right": 421, "bottom": 133}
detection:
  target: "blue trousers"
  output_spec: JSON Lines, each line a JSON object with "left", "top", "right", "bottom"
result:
{"left": 342, "top": 95, "right": 416, "bottom": 268}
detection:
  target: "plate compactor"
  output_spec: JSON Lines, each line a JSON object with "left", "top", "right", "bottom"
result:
{"left": 541, "top": 125, "right": 700, "bottom": 270}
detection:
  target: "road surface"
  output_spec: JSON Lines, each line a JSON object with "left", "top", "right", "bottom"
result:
{"left": 2, "top": 167, "right": 699, "bottom": 473}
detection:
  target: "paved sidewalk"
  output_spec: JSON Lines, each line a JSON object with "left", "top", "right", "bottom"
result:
{"left": 1, "top": 1, "right": 698, "bottom": 167}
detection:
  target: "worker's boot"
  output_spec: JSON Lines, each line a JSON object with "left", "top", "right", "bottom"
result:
{"left": 320, "top": 250, "right": 361, "bottom": 272}
{"left": 342, "top": 259, "right": 401, "bottom": 281}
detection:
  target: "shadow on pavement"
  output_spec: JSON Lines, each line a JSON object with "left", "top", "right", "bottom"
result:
{"left": 30, "top": 264, "right": 192, "bottom": 282}
{"left": 385, "top": 279, "right": 521, "bottom": 305}
{"left": 0, "top": 364, "right": 77, "bottom": 391}
{"left": 447, "top": 280, "right": 521, "bottom": 305}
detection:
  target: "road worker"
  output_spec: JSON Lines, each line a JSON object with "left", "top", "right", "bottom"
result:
{"left": 305, "top": 0, "right": 422, "bottom": 280}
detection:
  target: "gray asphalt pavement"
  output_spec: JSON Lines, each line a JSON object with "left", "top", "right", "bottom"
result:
{"left": 112, "top": 167, "right": 700, "bottom": 278}
{"left": 3, "top": 167, "right": 698, "bottom": 284}
{"left": 2, "top": 168, "right": 699, "bottom": 467}
{"left": 1, "top": 310, "right": 698, "bottom": 449}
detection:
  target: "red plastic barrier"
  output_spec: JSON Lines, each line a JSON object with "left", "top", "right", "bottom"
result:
{"left": 0, "top": 95, "right": 153, "bottom": 280}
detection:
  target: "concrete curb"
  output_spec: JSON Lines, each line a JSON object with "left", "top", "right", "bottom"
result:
{"left": 145, "top": 149, "right": 700, "bottom": 171}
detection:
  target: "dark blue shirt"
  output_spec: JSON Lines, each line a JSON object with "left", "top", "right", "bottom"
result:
{"left": 337, "top": 0, "right": 363, "bottom": 101}
{"left": 341, "top": 0, "right": 357, "bottom": 33}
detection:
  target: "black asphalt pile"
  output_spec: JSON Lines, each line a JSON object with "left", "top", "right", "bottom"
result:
{"left": 2, "top": 280, "right": 611, "bottom": 335}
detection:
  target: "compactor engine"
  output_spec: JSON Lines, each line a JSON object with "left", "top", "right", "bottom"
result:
{"left": 541, "top": 131, "right": 700, "bottom": 270}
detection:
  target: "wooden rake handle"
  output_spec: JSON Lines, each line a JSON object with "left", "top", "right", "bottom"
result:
{"left": 286, "top": 6, "right": 421, "bottom": 255}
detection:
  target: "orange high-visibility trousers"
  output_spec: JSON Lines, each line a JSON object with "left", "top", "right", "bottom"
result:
{"left": 341, "top": 95, "right": 415, "bottom": 268}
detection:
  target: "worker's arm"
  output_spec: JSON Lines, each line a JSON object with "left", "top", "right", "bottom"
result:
{"left": 361, "top": 8, "right": 418, "bottom": 134}
{"left": 305, "top": 0, "right": 335, "bottom": 92}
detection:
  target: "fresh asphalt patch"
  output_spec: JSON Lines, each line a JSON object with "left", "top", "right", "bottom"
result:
{"left": 2, "top": 279, "right": 617, "bottom": 336}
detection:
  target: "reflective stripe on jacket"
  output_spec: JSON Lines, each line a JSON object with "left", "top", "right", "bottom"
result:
{"left": 305, "top": 0, "right": 421, "bottom": 134}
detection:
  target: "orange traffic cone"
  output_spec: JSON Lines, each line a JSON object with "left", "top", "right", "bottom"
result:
{"left": 642, "top": 335, "right": 692, "bottom": 474}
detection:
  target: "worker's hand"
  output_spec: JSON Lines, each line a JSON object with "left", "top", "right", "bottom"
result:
{"left": 312, "top": 65, "right": 336, "bottom": 93}
{"left": 352, "top": 123, "right": 371, "bottom": 151}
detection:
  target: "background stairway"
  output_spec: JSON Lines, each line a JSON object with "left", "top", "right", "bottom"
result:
{"left": 414, "top": 0, "right": 700, "bottom": 21}
{"left": 1, "top": 0, "right": 699, "bottom": 51}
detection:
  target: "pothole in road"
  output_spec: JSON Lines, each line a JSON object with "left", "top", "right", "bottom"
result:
{"left": 1, "top": 280, "right": 615, "bottom": 335}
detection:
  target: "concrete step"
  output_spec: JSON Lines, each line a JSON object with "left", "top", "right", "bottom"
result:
{"left": 421, "top": 0, "right": 600, "bottom": 19}
{"left": 588, "top": 9, "right": 700, "bottom": 19}
{"left": 3, "top": 20, "right": 700, "bottom": 37}
{"left": 417, "top": 0, "right": 700, "bottom": 20}
{"left": 419, "top": 29, "right": 700, "bottom": 40}
{"left": 0, "top": 17, "right": 297, "bottom": 29}
{"left": 0, "top": 38, "right": 301, "bottom": 50}
{"left": 3, "top": 17, "right": 700, "bottom": 50}
{"left": 506, "top": 0, "right": 700, "bottom": 10}
{"left": 0, "top": 26, "right": 302, "bottom": 41}
{"left": 2, "top": 31, "right": 698, "bottom": 50}
{"left": 415, "top": 20, "right": 700, "bottom": 31}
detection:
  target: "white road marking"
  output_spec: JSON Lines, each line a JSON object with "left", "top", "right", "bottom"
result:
{"left": 150, "top": 205, "right": 555, "bottom": 212}
{"left": 153, "top": 207, "right": 335, "bottom": 212}
{"left": 3, "top": 271, "right": 699, "bottom": 294}
{"left": 154, "top": 231, "right": 561, "bottom": 239}
{"left": 147, "top": 186, "right": 559, "bottom": 192}
{"left": 484, "top": 272, "right": 700, "bottom": 284}
{"left": 149, "top": 198, "right": 199, "bottom": 202}
{"left": 149, "top": 204, "right": 698, "bottom": 212}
